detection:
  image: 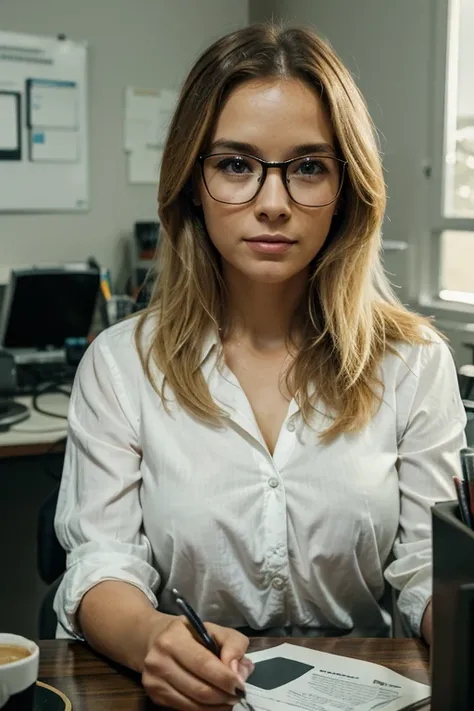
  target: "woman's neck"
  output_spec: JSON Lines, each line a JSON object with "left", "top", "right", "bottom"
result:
{"left": 222, "top": 264, "right": 308, "bottom": 351}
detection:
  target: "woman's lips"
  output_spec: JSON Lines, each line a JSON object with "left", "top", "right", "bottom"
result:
{"left": 244, "top": 237, "right": 296, "bottom": 254}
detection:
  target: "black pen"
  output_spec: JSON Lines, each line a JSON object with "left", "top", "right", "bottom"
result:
{"left": 460, "top": 447, "right": 474, "bottom": 522}
{"left": 172, "top": 588, "right": 220, "bottom": 656}
{"left": 171, "top": 588, "right": 254, "bottom": 709}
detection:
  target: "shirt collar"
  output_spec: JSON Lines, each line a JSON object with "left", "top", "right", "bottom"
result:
{"left": 200, "top": 327, "right": 220, "bottom": 367}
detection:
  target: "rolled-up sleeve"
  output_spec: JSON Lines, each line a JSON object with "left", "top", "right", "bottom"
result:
{"left": 384, "top": 335, "right": 467, "bottom": 636}
{"left": 53, "top": 330, "right": 160, "bottom": 638}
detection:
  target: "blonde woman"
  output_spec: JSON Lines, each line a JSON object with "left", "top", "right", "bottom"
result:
{"left": 54, "top": 24, "right": 466, "bottom": 711}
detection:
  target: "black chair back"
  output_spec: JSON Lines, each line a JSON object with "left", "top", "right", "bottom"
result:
{"left": 37, "top": 486, "right": 66, "bottom": 638}
{"left": 37, "top": 486, "right": 66, "bottom": 584}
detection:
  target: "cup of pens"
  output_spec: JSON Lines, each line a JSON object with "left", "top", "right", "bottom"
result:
{"left": 431, "top": 447, "right": 474, "bottom": 711}
{"left": 105, "top": 295, "right": 136, "bottom": 327}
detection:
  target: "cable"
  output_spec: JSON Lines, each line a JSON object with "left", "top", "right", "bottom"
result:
{"left": 31, "top": 382, "right": 70, "bottom": 420}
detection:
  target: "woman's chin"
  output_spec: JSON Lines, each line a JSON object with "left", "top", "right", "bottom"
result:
{"left": 241, "top": 261, "right": 305, "bottom": 285}
{"left": 222, "top": 253, "right": 310, "bottom": 285}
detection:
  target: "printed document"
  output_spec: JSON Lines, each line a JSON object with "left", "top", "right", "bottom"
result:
{"left": 244, "top": 643, "right": 430, "bottom": 711}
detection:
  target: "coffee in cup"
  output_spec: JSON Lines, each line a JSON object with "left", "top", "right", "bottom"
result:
{"left": 0, "top": 634, "right": 39, "bottom": 710}
{"left": 0, "top": 646, "right": 31, "bottom": 666}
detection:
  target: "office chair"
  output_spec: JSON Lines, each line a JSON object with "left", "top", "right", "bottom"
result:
{"left": 37, "top": 485, "right": 66, "bottom": 638}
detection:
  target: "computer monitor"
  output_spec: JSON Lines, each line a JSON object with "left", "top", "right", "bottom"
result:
{"left": 0, "top": 266, "right": 100, "bottom": 360}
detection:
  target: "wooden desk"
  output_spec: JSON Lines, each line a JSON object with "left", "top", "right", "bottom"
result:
{"left": 0, "top": 392, "right": 68, "bottom": 458}
{"left": 38, "top": 638, "right": 430, "bottom": 711}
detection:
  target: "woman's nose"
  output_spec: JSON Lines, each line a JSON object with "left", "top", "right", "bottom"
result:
{"left": 253, "top": 169, "right": 292, "bottom": 221}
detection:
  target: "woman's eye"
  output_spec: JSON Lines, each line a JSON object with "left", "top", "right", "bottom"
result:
{"left": 295, "top": 159, "right": 325, "bottom": 177}
{"left": 218, "top": 158, "right": 251, "bottom": 174}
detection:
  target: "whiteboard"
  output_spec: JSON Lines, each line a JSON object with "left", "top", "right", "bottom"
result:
{"left": 0, "top": 30, "right": 89, "bottom": 212}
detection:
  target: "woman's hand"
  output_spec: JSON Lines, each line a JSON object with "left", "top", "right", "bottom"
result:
{"left": 142, "top": 615, "right": 253, "bottom": 711}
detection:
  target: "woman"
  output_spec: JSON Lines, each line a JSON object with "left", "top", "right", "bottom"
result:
{"left": 54, "top": 23, "right": 466, "bottom": 710}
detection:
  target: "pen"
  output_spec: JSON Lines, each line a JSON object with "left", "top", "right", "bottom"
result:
{"left": 100, "top": 278, "right": 112, "bottom": 301}
{"left": 171, "top": 589, "right": 254, "bottom": 710}
{"left": 100, "top": 267, "right": 112, "bottom": 301}
{"left": 460, "top": 447, "right": 474, "bottom": 520}
{"left": 453, "top": 475, "right": 473, "bottom": 528}
{"left": 172, "top": 588, "right": 220, "bottom": 656}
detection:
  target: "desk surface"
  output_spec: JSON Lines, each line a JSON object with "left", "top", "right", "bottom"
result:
{"left": 38, "top": 638, "right": 430, "bottom": 711}
{"left": 0, "top": 392, "right": 68, "bottom": 457}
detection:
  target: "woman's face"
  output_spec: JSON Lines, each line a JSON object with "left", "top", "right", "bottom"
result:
{"left": 198, "top": 77, "right": 341, "bottom": 285}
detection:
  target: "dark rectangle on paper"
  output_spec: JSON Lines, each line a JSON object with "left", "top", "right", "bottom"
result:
{"left": 248, "top": 656, "right": 314, "bottom": 690}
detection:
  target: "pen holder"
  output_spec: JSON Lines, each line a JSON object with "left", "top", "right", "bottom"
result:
{"left": 431, "top": 500, "right": 474, "bottom": 711}
{"left": 105, "top": 295, "right": 136, "bottom": 327}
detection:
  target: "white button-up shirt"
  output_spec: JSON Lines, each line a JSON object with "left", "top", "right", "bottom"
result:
{"left": 54, "top": 315, "right": 467, "bottom": 639}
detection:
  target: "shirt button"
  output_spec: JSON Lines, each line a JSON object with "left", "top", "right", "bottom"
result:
{"left": 287, "top": 420, "right": 295, "bottom": 432}
{"left": 268, "top": 477, "right": 279, "bottom": 488}
{"left": 272, "top": 576, "right": 285, "bottom": 590}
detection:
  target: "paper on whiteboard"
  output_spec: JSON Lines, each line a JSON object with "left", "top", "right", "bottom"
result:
{"left": 124, "top": 87, "right": 160, "bottom": 151}
{"left": 244, "top": 643, "right": 430, "bottom": 711}
{"left": 0, "top": 94, "right": 18, "bottom": 150}
{"left": 124, "top": 87, "right": 178, "bottom": 150}
{"left": 30, "top": 129, "right": 78, "bottom": 163}
{"left": 127, "top": 146, "right": 162, "bottom": 184}
{"left": 28, "top": 79, "right": 78, "bottom": 129}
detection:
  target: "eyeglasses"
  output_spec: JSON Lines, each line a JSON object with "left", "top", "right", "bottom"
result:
{"left": 198, "top": 152, "right": 347, "bottom": 207}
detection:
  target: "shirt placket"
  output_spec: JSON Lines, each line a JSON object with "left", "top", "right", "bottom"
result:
{"left": 212, "top": 363, "right": 301, "bottom": 623}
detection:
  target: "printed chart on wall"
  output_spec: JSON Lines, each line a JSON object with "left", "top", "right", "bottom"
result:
{"left": 0, "top": 30, "right": 88, "bottom": 212}
{"left": 124, "top": 87, "right": 178, "bottom": 184}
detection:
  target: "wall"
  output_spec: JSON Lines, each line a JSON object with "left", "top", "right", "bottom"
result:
{"left": 0, "top": 0, "right": 249, "bottom": 286}
{"left": 249, "top": 0, "right": 276, "bottom": 23}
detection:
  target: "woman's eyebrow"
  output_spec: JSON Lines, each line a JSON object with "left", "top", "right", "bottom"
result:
{"left": 209, "top": 139, "right": 336, "bottom": 157}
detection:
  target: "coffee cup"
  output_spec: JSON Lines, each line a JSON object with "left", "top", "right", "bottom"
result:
{"left": 0, "top": 634, "right": 39, "bottom": 710}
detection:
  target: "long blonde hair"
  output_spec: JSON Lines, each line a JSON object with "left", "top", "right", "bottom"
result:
{"left": 135, "top": 23, "right": 432, "bottom": 441}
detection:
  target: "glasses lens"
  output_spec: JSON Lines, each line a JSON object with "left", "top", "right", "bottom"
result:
{"left": 202, "top": 154, "right": 262, "bottom": 204}
{"left": 286, "top": 156, "right": 342, "bottom": 206}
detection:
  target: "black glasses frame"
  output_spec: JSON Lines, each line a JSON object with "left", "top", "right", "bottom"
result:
{"left": 198, "top": 152, "right": 347, "bottom": 207}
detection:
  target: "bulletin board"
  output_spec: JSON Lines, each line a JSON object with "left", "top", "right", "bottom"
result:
{"left": 0, "top": 30, "right": 89, "bottom": 212}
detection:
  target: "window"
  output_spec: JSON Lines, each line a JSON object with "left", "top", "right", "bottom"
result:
{"left": 444, "top": 0, "right": 474, "bottom": 218}
{"left": 432, "top": 0, "right": 474, "bottom": 306}
{"left": 440, "top": 231, "right": 474, "bottom": 304}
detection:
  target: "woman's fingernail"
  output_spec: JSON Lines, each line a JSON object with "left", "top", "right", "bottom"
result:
{"left": 238, "top": 663, "right": 250, "bottom": 681}
{"left": 230, "top": 659, "right": 239, "bottom": 674}
{"left": 241, "top": 657, "right": 255, "bottom": 672}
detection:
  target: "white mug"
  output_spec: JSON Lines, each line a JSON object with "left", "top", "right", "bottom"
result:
{"left": 0, "top": 634, "right": 39, "bottom": 710}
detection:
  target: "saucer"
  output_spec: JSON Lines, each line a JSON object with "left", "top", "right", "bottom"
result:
{"left": 35, "top": 681, "right": 72, "bottom": 710}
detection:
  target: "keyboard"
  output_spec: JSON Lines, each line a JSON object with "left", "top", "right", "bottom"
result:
{"left": 15, "top": 362, "right": 77, "bottom": 395}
